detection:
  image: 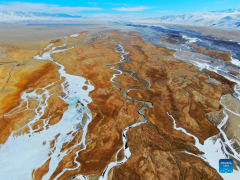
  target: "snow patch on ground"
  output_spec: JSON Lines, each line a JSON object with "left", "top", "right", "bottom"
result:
{"left": 0, "top": 38, "right": 94, "bottom": 180}
{"left": 231, "top": 55, "right": 240, "bottom": 67}
{"left": 168, "top": 112, "right": 240, "bottom": 180}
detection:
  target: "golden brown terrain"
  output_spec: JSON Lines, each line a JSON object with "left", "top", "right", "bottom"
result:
{"left": 0, "top": 41, "right": 68, "bottom": 143}
{"left": 0, "top": 27, "right": 238, "bottom": 180}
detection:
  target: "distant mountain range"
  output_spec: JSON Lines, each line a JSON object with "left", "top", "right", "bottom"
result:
{"left": 149, "top": 9, "right": 240, "bottom": 28}
{"left": 0, "top": 11, "right": 84, "bottom": 22}
{"left": 1, "top": 9, "right": 240, "bottom": 28}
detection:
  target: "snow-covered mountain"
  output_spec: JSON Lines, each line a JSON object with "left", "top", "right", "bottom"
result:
{"left": 149, "top": 9, "right": 240, "bottom": 28}
{"left": 0, "top": 11, "right": 84, "bottom": 22}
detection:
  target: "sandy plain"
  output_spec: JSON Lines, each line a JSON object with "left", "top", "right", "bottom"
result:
{"left": 0, "top": 21, "right": 109, "bottom": 43}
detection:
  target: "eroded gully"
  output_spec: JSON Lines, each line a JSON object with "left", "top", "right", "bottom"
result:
{"left": 96, "top": 38, "right": 154, "bottom": 180}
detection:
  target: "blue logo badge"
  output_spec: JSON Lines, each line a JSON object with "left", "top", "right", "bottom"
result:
{"left": 219, "top": 159, "right": 233, "bottom": 173}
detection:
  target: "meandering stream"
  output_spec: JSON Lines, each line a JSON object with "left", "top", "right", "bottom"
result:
{"left": 1, "top": 27, "right": 240, "bottom": 180}
{"left": 97, "top": 39, "right": 153, "bottom": 180}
